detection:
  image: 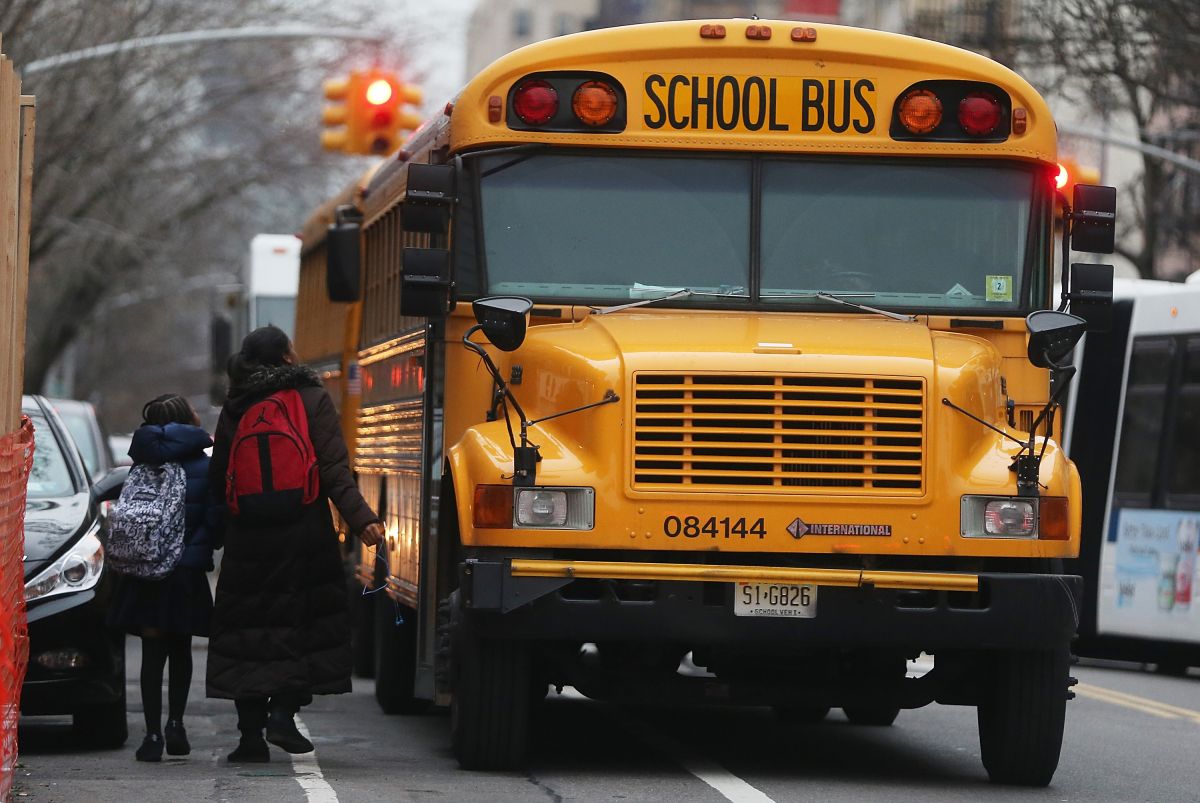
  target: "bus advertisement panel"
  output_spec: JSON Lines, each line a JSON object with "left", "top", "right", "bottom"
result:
{"left": 1099, "top": 509, "right": 1200, "bottom": 641}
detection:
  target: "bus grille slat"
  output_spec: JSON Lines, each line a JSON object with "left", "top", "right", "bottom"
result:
{"left": 632, "top": 373, "right": 925, "bottom": 493}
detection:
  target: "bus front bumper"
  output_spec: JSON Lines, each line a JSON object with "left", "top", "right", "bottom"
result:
{"left": 459, "top": 557, "right": 1082, "bottom": 652}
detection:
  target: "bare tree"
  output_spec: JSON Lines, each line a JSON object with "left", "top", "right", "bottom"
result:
{"left": 1024, "top": 0, "right": 1200, "bottom": 278}
{"left": 2, "top": 0, "right": 406, "bottom": 415}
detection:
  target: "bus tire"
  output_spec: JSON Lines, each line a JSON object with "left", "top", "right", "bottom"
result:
{"left": 350, "top": 577, "right": 375, "bottom": 678}
{"left": 842, "top": 706, "right": 900, "bottom": 726}
{"left": 373, "top": 593, "right": 427, "bottom": 714}
{"left": 450, "top": 595, "right": 532, "bottom": 770}
{"left": 977, "top": 648, "right": 1069, "bottom": 787}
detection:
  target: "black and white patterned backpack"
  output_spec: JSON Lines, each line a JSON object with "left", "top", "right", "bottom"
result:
{"left": 107, "top": 462, "right": 187, "bottom": 579}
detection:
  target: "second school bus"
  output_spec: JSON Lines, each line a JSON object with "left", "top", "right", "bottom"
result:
{"left": 296, "top": 19, "right": 1119, "bottom": 785}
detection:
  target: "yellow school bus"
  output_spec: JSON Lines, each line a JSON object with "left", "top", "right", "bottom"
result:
{"left": 309, "top": 19, "right": 1119, "bottom": 785}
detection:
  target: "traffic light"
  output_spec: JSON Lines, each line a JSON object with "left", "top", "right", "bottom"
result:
{"left": 1055, "top": 158, "right": 1101, "bottom": 203}
{"left": 320, "top": 70, "right": 424, "bottom": 156}
{"left": 321, "top": 75, "right": 354, "bottom": 152}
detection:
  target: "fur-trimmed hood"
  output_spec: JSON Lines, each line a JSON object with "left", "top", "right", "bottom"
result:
{"left": 229, "top": 364, "right": 322, "bottom": 406}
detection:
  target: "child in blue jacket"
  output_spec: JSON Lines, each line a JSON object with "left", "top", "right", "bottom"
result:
{"left": 108, "top": 394, "right": 221, "bottom": 762}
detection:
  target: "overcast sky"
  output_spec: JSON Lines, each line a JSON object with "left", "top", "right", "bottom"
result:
{"left": 395, "top": 0, "right": 477, "bottom": 114}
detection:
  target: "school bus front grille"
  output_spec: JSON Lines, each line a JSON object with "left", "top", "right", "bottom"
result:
{"left": 355, "top": 400, "right": 423, "bottom": 474}
{"left": 632, "top": 373, "right": 925, "bottom": 494}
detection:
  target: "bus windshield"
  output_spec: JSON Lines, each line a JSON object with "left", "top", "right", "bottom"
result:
{"left": 474, "top": 153, "right": 1043, "bottom": 312}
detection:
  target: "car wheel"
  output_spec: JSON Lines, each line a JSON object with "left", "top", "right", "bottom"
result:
{"left": 977, "top": 648, "right": 1069, "bottom": 786}
{"left": 450, "top": 592, "right": 532, "bottom": 770}
{"left": 73, "top": 696, "right": 128, "bottom": 749}
{"left": 842, "top": 706, "right": 900, "bottom": 726}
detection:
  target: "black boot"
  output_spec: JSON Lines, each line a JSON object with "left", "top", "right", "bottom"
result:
{"left": 226, "top": 730, "right": 270, "bottom": 763}
{"left": 164, "top": 719, "right": 190, "bottom": 756}
{"left": 265, "top": 708, "right": 313, "bottom": 754}
{"left": 135, "top": 733, "right": 163, "bottom": 762}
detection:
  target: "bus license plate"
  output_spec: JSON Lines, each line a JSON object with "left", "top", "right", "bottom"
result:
{"left": 734, "top": 582, "right": 817, "bottom": 618}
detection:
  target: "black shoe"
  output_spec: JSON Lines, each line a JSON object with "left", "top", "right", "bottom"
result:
{"left": 164, "top": 719, "right": 190, "bottom": 756}
{"left": 135, "top": 733, "right": 163, "bottom": 763}
{"left": 265, "top": 711, "right": 313, "bottom": 754}
{"left": 226, "top": 733, "right": 270, "bottom": 763}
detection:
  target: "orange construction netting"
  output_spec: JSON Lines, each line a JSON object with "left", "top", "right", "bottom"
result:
{"left": 0, "top": 417, "right": 33, "bottom": 800}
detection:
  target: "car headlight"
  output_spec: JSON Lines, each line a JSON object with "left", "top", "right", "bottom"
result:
{"left": 24, "top": 528, "right": 105, "bottom": 604}
{"left": 514, "top": 487, "right": 594, "bottom": 530}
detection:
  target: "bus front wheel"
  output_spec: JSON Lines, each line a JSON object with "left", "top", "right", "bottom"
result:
{"left": 450, "top": 594, "right": 532, "bottom": 770}
{"left": 977, "top": 648, "right": 1069, "bottom": 786}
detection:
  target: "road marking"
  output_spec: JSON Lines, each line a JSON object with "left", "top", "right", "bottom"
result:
{"left": 1075, "top": 683, "right": 1200, "bottom": 724}
{"left": 596, "top": 700, "right": 776, "bottom": 803}
{"left": 289, "top": 716, "right": 339, "bottom": 803}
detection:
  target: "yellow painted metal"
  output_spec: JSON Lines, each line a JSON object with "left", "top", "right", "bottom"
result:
{"left": 451, "top": 19, "right": 1057, "bottom": 165}
{"left": 509, "top": 559, "right": 979, "bottom": 592}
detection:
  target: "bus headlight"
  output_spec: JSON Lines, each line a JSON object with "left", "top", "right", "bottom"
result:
{"left": 514, "top": 487, "right": 594, "bottom": 530}
{"left": 961, "top": 496, "right": 1037, "bottom": 539}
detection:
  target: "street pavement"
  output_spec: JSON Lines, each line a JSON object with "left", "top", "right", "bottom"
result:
{"left": 14, "top": 639, "right": 1200, "bottom": 802}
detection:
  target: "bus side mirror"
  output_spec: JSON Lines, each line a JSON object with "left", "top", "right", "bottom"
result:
{"left": 327, "top": 205, "right": 362, "bottom": 302}
{"left": 1064, "top": 263, "right": 1114, "bottom": 332}
{"left": 402, "top": 163, "right": 456, "bottom": 234}
{"left": 1070, "top": 184, "right": 1116, "bottom": 254}
{"left": 401, "top": 248, "right": 454, "bottom": 317}
{"left": 1026, "top": 310, "right": 1087, "bottom": 369}
{"left": 473, "top": 296, "right": 532, "bottom": 352}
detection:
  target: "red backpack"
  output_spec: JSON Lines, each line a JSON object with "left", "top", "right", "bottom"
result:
{"left": 226, "top": 389, "right": 319, "bottom": 521}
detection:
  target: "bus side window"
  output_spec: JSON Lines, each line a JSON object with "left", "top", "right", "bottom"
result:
{"left": 1113, "top": 337, "right": 1175, "bottom": 505}
{"left": 1166, "top": 337, "right": 1200, "bottom": 507}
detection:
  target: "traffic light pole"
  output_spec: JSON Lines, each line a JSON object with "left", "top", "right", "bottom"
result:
{"left": 1059, "top": 121, "right": 1200, "bottom": 176}
{"left": 22, "top": 26, "right": 387, "bottom": 76}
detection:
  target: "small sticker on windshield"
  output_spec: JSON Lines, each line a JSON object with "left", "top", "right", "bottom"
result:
{"left": 985, "top": 275, "right": 1013, "bottom": 302}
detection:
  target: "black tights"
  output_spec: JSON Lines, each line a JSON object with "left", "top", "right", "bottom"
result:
{"left": 140, "top": 633, "right": 192, "bottom": 735}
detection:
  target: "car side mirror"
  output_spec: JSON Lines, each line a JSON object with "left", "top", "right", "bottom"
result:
{"left": 326, "top": 205, "right": 362, "bottom": 303}
{"left": 92, "top": 466, "right": 130, "bottom": 503}
{"left": 1071, "top": 184, "right": 1117, "bottom": 254}
{"left": 1026, "top": 310, "right": 1087, "bottom": 369}
{"left": 473, "top": 296, "right": 532, "bottom": 352}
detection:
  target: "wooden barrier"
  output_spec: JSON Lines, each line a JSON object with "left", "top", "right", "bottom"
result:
{"left": 0, "top": 38, "right": 35, "bottom": 431}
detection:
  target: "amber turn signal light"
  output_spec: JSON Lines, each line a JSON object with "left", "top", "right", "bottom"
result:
{"left": 572, "top": 81, "right": 618, "bottom": 127}
{"left": 473, "top": 484, "right": 513, "bottom": 529}
{"left": 1038, "top": 496, "right": 1070, "bottom": 540}
{"left": 898, "top": 89, "right": 943, "bottom": 134}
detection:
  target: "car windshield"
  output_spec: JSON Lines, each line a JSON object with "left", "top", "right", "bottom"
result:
{"left": 57, "top": 408, "right": 101, "bottom": 478}
{"left": 473, "top": 153, "right": 1044, "bottom": 312}
{"left": 25, "top": 413, "right": 77, "bottom": 498}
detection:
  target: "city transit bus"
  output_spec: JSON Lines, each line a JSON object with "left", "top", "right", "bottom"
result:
{"left": 306, "top": 19, "right": 1119, "bottom": 785}
{"left": 1064, "top": 277, "right": 1200, "bottom": 674}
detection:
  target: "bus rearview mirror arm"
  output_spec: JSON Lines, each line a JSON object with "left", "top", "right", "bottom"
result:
{"left": 944, "top": 311, "right": 1085, "bottom": 496}
{"left": 462, "top": 321, "right": 620, "bottom": 488}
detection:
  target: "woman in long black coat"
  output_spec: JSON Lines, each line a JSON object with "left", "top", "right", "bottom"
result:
{"left": 207, "top": 325, "right": 383, "bottom": 763}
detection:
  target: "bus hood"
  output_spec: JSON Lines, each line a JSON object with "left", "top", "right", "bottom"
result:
{"left": 574, "top": 311, "right": 937, "bottom": 374}
{"left": 507, "top": 310, "right": 1007, "bottom": 497}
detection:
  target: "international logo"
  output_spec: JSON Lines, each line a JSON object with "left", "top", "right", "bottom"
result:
{"left": 787, "top": 517, "right": 892, "bottom": 539}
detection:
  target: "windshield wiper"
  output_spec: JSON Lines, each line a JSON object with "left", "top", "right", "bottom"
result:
{"left": 761, "top": 291, "right": 915, "bottom": 322}
{"left": 594, "top": 286, "right": 748, "bottom": 315}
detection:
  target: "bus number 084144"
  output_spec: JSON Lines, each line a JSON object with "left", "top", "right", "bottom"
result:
{"left": 663, "top": 515, "right": 766, "bottom": 539}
